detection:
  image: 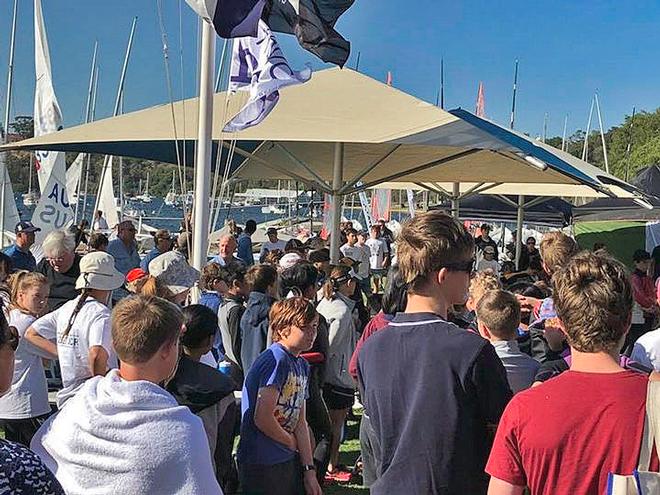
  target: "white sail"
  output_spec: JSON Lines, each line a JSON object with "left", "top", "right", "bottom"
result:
{"left": 0, "top": 146, "right": 20, "bottom": 241}
{"left": 33, "top": 0, "right": 66, "bottom": 193}
{"left": 30, "top": 170, "right": 74, "bottom": 263}
{"left": 97, "top": 157, "right": 119, "bottom": 229}
{"left": 65, "top": 153, "right": 84, "bottom": 200}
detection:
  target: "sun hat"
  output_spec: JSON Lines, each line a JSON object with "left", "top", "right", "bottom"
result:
{"left": 279, "top": 252, "right": 303, "bottom": 269}
{"left": 149, "top": 251, "right": 200, "bottom": 295}
{"left": 75, "top": 252, "right": 126, "bottom": 291}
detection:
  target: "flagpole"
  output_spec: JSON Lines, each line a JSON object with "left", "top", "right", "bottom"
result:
{"left": 440, "top": 57, "right": 444, "bottom": 109}
{"left": 191, "top": 21, "right": 215, "bottom": 274}
{"left": 1, "top": 0, "right": 18, "bottom": 247}
{"left": 509, "top": 59, "right": 518, "bottom": 129}
{"left": 329, "top": 143, "right": 344, "bottom": 264}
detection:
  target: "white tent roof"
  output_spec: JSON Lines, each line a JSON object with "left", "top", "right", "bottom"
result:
{"left": 0, "top": 68, "right": 642, "bottom": 200}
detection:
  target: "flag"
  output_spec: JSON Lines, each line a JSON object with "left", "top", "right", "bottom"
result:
{"left": 184, "top": 0, "right": 266, "bottom": 38}
{"left": 476, "top": 81, "right": 485, "bottom": 118}
{"left": 30, "top": 170, "right": 74, "bottom": 263}
{"left": 406, "top": 189, "right": 416, "bottom": 218}
{"left": 357, "top": 188, "right": 372, "bottom": 230}
{"left": 34, "top": 0, "right": 66, "bottom": 193}
{"left": 386, "top": 71, "right": 393, "bottom": 86}
{"left": 224, "top": 20, "right": 311, "bottom": 132}
{"left": 371, "top": 189, "right": 391, "bottom": 222}
{"left": 65, "top": 153, "right": 84, "bottom": 201}
{"left": 266, "top": 0, "right": 354, "bottom": 67}
{"left": 320, "top": 193, "right": 333, "bottom": 240}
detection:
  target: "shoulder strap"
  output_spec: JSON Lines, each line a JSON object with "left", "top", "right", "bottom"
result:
{"left": 638, "top": 380, "right": 660, "bottom": 471}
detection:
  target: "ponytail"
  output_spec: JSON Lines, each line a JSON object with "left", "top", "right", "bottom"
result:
{"left": 61, "top": 289, "right": 90, "bottom": 341}
{"left": 138, "top": 275, "right": 175, "bottom": 301}
{"left": 9, "top": 271, "right": 49, "bottom": 314}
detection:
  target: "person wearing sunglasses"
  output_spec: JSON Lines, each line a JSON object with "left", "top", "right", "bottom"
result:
{"left": 356, "top": 211, "right": 512, "bottom": 495}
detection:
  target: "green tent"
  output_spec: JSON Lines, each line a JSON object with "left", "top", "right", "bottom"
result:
{"left": 574, "top": 220, "right": 646, "bottom": 267}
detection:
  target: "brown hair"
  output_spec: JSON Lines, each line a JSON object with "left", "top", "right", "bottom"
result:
{"left": 245, "top": 264, "right": 278, "bottom": 293}
{"left": 476, "top": 290, "right": 521, "bottom": 340}
{"left": 468, "top": 270, "right": 501, "bottom": 305}
{"left": 9, "top": 271, "right": 49, "bottom": 313}
{"left": 269, "top": 297, "right": 318, "bottom": 343}
{"left": 553, "top": 250, "right": 632, "bottom": 353}
{"left": 112, "top": 295, "right": 183, "bottom": 364}
{"left": 540, "top": 231, "right": 578, "bottom": 276}
{"left": 322, "top": 264, "right": 352, "bottom": 300}
{"left": 137, "top": 276, "right": 175, "bottom": 301}
{"left": 396, "top": 211, "right": 474, "bottom": 293}
{"left": 199, "top": 262, "right": 227, "bottom": 291}
{"left": 88, "top": 232, "right": 109, "bottom": 251}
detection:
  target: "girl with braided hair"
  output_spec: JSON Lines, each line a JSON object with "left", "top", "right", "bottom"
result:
{"left": 25, "top": 252, "right": 124, "bottom": 408}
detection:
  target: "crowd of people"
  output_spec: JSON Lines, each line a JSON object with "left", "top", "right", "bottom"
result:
{"left": 0, "top": 210, "right": 657, "bottom": 495}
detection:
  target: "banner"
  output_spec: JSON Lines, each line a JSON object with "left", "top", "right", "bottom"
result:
{"left": 406, "top": 189, "right": 416, "bottom": 218}
{"left": 320, "top": 193, "right": 333, "bottom": 240}
{"left": 358, "top": 190, "right": 372, "bottom": 230}
{"left": 34, "top": 0, "right": 67, "bottom": 193}
{"left": 31, "top": 171, "right": 74, "bottom": 262}
{"left": 224, "top": 19, "right": 311, "bottom": 132}
{"left": 371, "top": 188, "right": 391, "bottom": 222}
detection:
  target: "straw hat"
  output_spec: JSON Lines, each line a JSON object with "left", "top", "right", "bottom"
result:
{"left": 75, "top": 252, "right": 126, "bottom": 291}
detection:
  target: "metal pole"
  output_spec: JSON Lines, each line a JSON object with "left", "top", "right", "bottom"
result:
{"left": 624, "top": 107, "right": 636, "bottom": 182}
{"left": 451, "top": 182, "right": 460, "bottom": 218}
{"left": 515, "top": 195, "right": 524, "bottom": 270}
{"left": 1, "top": 0, "right": 19, "bottom": 247}
{"left": 329, "top": 143, "right": 344, "bottom": 264}
{"left": 81, "top": 64, "right": 99, "bottom": 223}
{"left": 594, "top": 92, "right": 610, "bottom": 174}
{"left": 509, "top": 59, "right": 518, "bottom": 130}
{"left": 191, "top": 21, "right": 215, "bottom": 274}
{"left": 542, "top": 112, "right": 548, "bottom": 143}
{"left": 440, "top": 57, "right": 445, "bottom": 109}
{"left": 582, "top": 95, "right": 595, "bottom": 162}
{"left": 561, "top": 114, "right": 568, "bottom": 151}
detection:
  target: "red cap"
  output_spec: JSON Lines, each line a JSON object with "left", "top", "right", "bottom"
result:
{"left": 126, "top": 268, "right": 147, "bottom": 283}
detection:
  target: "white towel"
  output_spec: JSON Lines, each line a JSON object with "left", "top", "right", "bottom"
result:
{"left": 31, "top": 369, "right": 223, "bottom": 495}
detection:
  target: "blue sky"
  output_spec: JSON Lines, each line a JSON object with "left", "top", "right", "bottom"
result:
{"left": 1, "top": 0, "right": 658, "bottom": 139}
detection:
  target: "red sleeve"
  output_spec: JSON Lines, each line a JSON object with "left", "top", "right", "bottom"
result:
{"left": 485, "top": 398, "right": 527, "bottom": 487}
{"left": 349, "top": 318, "right": 379, "bottom": 381}
{"left": 632, "top": 274, "right": 656, "bottom": 309}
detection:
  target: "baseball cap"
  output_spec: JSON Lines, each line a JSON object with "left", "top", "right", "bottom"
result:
{"left": 149, "top": 251, "right": 200, "bottom": 295}
{"left": 75, "top": 252, "right": 125, "bottom": 291}
{"left": 279, "top": 252, "right": 302, "bottom": 269}
{"left": 126, "top": 268, "right": 148, "bottom": 284}
{"left": 15, "top": 221, "right": 41, "bottom": 234}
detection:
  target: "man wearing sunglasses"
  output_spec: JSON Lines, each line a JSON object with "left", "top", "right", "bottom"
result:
{"left": 357, "top": 211, "right": 512, "bottom": 495}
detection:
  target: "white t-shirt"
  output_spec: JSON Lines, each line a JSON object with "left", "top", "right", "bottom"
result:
{"left": 32, "top": 296, "right": 117, "bottom": 408}
{"left": 477, "top": 259, "right": 499, "bottom": 274}
{"left": 259, "top": 239, "right": 287, "bottom": 258}
{"left": 93, "top": 217, "right": 109, "bottom": 231}
{"left": 340, "top": 243, "right": 371, "bottom": 279}
{"left": 0, "top": 310, "right": 51, "bottom": 419}
{"left": 365, "top": 237, "right": 387, "bottom": 270}
{"left": 630, "top": 328, "right": 660, "bottom": 371}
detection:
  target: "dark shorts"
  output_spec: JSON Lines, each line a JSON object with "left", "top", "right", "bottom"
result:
{"left": 239, "top": 455, "right": 304, "bottom": 495}
{"left": 323, "top": 384, "right": 354, "bottom": 411}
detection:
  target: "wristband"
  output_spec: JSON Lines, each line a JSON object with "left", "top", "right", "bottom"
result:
{"left": 302, "top": 464, "right": 316, "bottom": 472}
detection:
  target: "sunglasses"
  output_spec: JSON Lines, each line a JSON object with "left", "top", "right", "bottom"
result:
{"left": 442, "top": 258, "right": 476, "bottom": 274}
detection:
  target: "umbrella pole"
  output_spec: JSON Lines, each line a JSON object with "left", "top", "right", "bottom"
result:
{"left": 451, "top": 182, "right": 460, "bottom": 218}
{"left": 191, "top": 22, "right": 215, "bottom": 277}
{"left": 329, "top": 143, "right": 344, "bottom": 264}
{"left": 515, "top": 195, "right": 524, "bottom": 270}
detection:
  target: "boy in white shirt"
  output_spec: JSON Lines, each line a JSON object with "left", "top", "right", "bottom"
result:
{"left": 364, "top": 225, "right": 388, "bottom": 293}
{"left": 31, "top": 295, "right": 222, "bottom": 495}
{"left": 476, "top": 246, "right": 499, "bottom": 274}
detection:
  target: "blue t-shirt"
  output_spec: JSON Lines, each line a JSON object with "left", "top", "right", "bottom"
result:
{"left": 140, "top": 247, "right": 162, "bottom": 273}
{"left": 238, "top": 342, "right": 309, "bottom": 466}
{"left": 199, "top": 291, "right": 222, "bottom": 315}
{"left": 236, "top": 233, "right": 254, "bottom": 266}
{"left": 4, "top": 245, "right": 36, "bottom": 272}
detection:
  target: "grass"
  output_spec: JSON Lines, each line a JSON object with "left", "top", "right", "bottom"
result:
{"left": 324, "top": 413, "right": 369, "bottom": 495}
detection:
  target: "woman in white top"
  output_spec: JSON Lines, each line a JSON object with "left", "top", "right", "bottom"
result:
{"left": 0, "top": 272, "right": 50, "bottom": 445}
{"left": 25, "top": 252, "right": 125, "bottom": 408}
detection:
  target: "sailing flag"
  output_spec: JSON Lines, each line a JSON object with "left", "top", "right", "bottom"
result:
{"left": 185, "top": 0, "right": 354, "bottom": 67}
{"left": 34, "top": 0, "right": 67, "bottom": 193}
{"left": 224, "top": 20, "right": 311, "bottom": 132}
{"left": 475, "top": 82, "right": 485, "bottom": 118}
{"left": 371, "top": 189, "right": 391, "bottom": 222}
{"left": 184, "top": 0, "right": 266, "bottom": 38}
{"left": 356, "top": 187, "right": 372, "bottom": 230}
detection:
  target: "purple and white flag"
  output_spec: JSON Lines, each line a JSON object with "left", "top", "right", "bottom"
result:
{"left": 223, "top": 19, "right": 311, "bottom": 132}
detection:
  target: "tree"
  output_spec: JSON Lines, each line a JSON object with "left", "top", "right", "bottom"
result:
{"left": 9, "top": 116, "right": 34, "bottom": 140}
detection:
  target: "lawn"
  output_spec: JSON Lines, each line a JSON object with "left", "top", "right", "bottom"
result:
{"left": 324, "top": 414, "right": 369, "bottom": 495}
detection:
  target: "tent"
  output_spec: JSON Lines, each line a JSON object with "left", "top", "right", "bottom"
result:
{"left": 1, "top": 68, "right": 646, "bottom": 262}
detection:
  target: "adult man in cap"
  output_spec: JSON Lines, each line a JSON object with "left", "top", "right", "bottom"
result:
{"left": 107, "top": 220, "right": 141, "bottom": 301}
{"left": 259, "top": 227, "right": 287, "bottom": 262}
{"left": 140, "top": 229, "right": 174, "bottom": 273}
{"left": 475, "top": 223, "right": 499, "bottom": 262}
{"left": 4, "top": 221, "right": 40, "bottom": 272}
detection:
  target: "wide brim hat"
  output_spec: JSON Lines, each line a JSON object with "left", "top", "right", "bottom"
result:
{"left": 149, "top": 251, "right": 200, "bottom": 295}
{"left": 75, "top": 252, "right": 126, "bottom": 291}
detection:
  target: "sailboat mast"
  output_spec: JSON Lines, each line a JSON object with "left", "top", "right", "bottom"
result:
{"left": 1, "top": 0, "right": 19, "bottom": 247}
{"left": 594, "top": 92, "right": 609, "bottom": 173}
{"left": 509, "top": 59, "right": 519, "bottom": 130}
{"left": 582, "top": 95, "right": 595, "bottom": 162}
{"left": 561, "top": 114, "right": 568, "bottom": 151}
{"left": 81, "top": 63, "right": 99, "bottom": 223}
{"left": 624, "top": 107, "right": 636, "bottom": 182}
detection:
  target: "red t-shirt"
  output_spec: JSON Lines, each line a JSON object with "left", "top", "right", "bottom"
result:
{"left": 486, "top": 370, "right": 659, "bottom": 495}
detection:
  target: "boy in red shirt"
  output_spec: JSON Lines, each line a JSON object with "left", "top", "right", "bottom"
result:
{"left": 487, "top": 251, "right": 659, "bottom": 495}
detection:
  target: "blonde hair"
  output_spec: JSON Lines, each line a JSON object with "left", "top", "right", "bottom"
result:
{"left": 269, "top": 297, "right": 317, "bottom": 343}
{"left": 112, "top": 295, "right": 183, "bottom": 364}
{"left": 468, "top": 270, "right": 501, "bottom": 305}
{"left": 553, "top": 251, "right": 632, "bottom": 353}
{"left": 476, "top": 290, "right": 521, "bottom": 340}
{"left": 137, "top": 276, "right": 175, "bottom": 302}
{"left": 540, "top": 231, "right": 578, "bottom": 276}
{"left": 396, "top": 211, "right": 474, "bottom": 293}
{"left": 9, "top": 271, "right": 49, "bottom": 313}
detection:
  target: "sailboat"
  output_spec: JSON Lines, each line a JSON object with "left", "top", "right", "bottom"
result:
{"left": 164, "top": 170, "right": 178, "bottom": 207}
{"left": 22, "top": 155, "right": 39, "bottom": 206}
{"left": 136, "top": 171, "right": 153, "bottom": 203}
